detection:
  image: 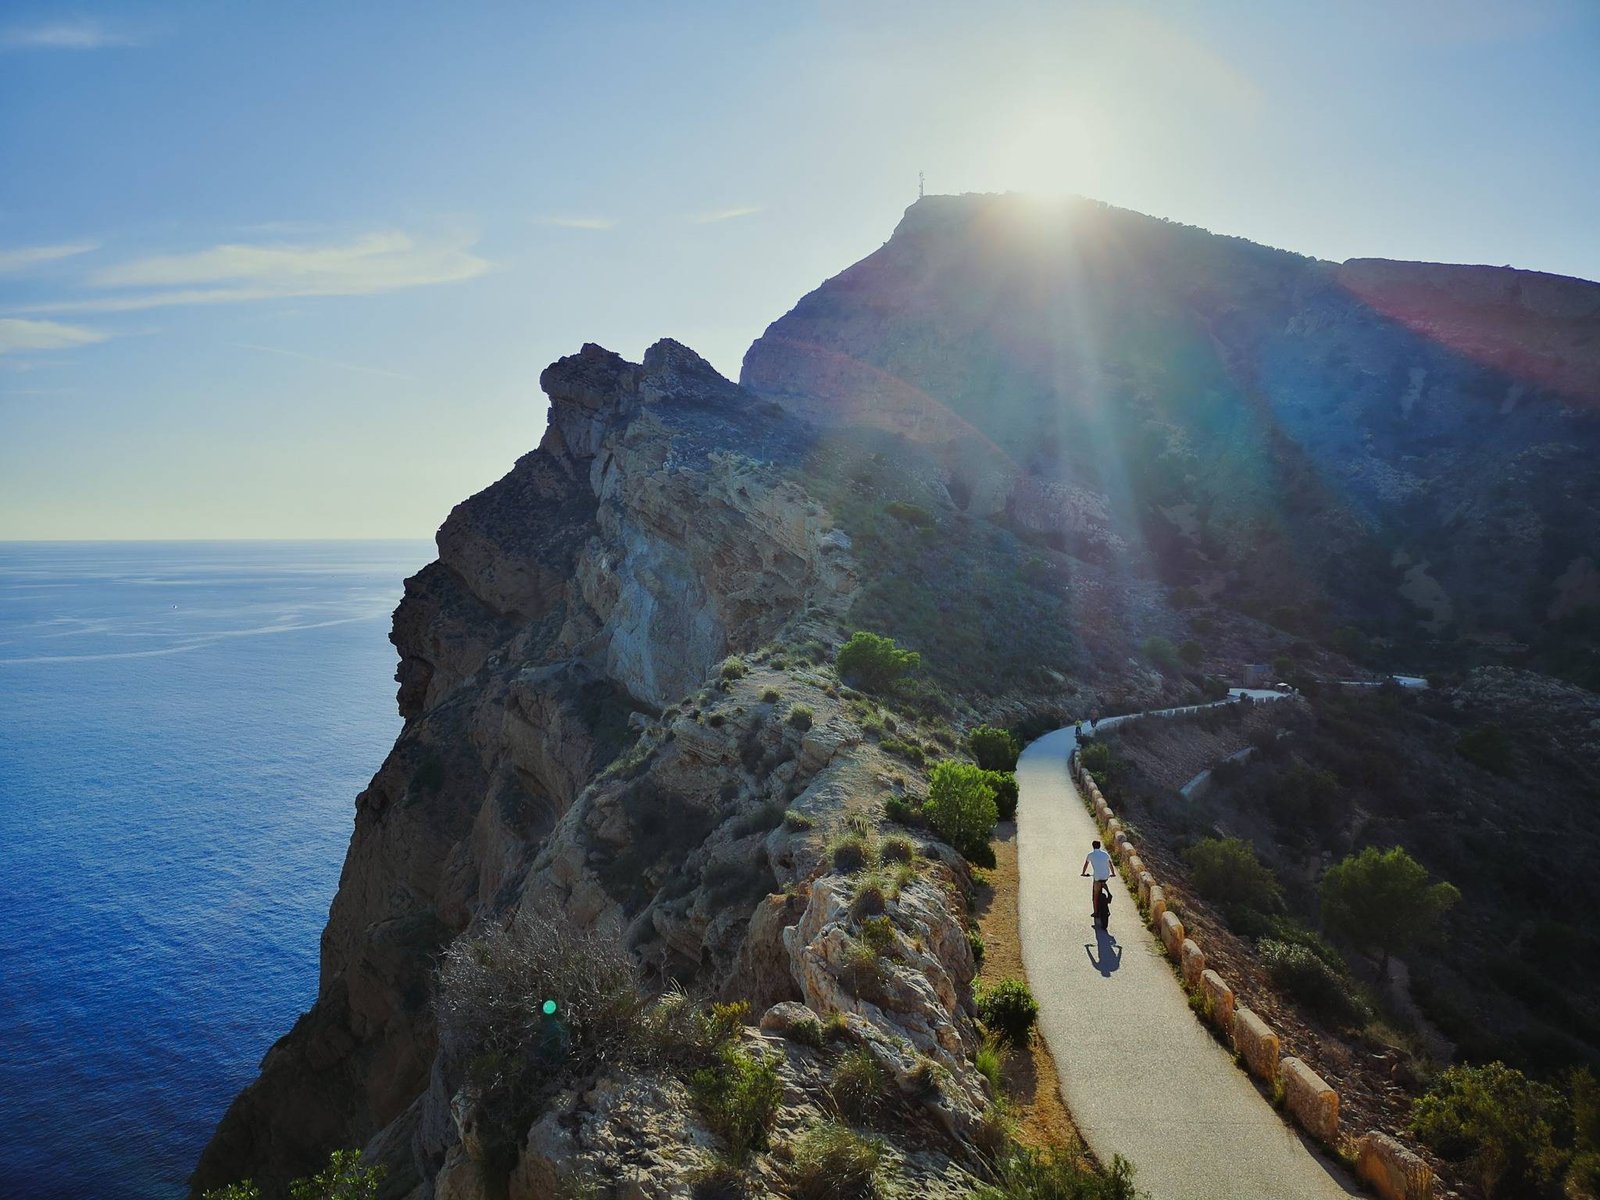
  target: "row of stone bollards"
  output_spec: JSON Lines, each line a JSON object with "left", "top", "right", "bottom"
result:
{"left": 1069, "top": 749, "right": 1434, "bottom": 1200}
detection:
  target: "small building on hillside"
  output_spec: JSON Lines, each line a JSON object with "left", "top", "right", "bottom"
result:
{"left": 1241, "top": 663, "right": 1271, "bottom": 688}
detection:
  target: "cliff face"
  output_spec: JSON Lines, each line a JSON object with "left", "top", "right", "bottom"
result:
{"left": 197, "top": 195, "right": 1600, "bottom": 1197}
{"left": 191, "top": 341, "right": 877, "bottom": 1195}
{"left": 742, "top": 194, "right": 1600, "bottom": 679}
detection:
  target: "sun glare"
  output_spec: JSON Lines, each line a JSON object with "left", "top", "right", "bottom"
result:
{"left": 989, "top": 107, "right": 1103, "bottom": 198}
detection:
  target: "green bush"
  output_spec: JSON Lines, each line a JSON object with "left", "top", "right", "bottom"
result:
{"left": 788, "top": 704, "right": 815, "bottom": 731}
{"left": 880, "top": 835, "right": 915, "bottom": 863}
{"left": 879, "top": 736, "right": 928, "bottom": 765}
{"left": 1142, "top": 636, "right": 1181, "bottom": 673}
{"left": 784, "top": 809, "right": 814, "bottom": 832}
{"left": 784, "top": 1015, "right": 824, "bottom": 1049}
{"left": 691, "top": 1044, "right": 784, "bottom": 1160}
{"left": 976, "top": 978, "right": 1039, "bottom": 1046}
{"left": 983, "top": 770, "right": 1019, "bottom": 822}
{"left": 1183, "top": 837, "right": 1282, "bottom": 916}
{"left": 969, "top": 725, "right": 1021, "bottom": 771}
{"left": 973, "top": 1147, "right": 1139, "bottom": 1200}
{"left": 203, "top": 1151, "right": 386, "bottom": 1200}
{"left": 1411, "top": 1061, "right": 1568, "bottom": 1198}
{"left": 829, "top": 1047, "right": 889, "bottom": 1124}
{"left": 789, "top": 1121, "right": 883, "bottom": 1200}
{"left": 288, "top": 1151, "right": 384, "bottom": 1200}
{"left": 1257, "top": 940, "right": 1369, "bottom": 1028}
{"left": 967, "top": 926, "right": 986, "bottom": 964}
{"left": 1078, "top": 740, "right": 1112, "bottom": 777}
{"left": 883, "top": 794, "right": 920, "bottom": 826}
{"left": 975, "top": 1030, "right": 1006, "bottom": 1093}
{"left": 836, "top": 631, "right": 922, "bottom": 692}
{"left": 924, "top": 761, "right": 999, "bottom": 861}
{"left": 761, "top": 688, "right": 781, "bottom": 703}
{"left": 831, "top": 834, "right": 875, "bottom": 874}
{"left": 1179, "top": 639, "right": 1204, "bottom": 666}
{"left": 721, "top": 656, "right": 748, "bottom": 681}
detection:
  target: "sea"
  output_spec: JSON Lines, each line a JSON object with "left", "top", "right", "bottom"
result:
{"left": 0, "top": 541, "right": 433, "bottom": 1200}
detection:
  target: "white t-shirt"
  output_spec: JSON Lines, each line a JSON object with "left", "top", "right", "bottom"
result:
{"left": 1086, "top": 848, "right": 1113, "bottom": 881}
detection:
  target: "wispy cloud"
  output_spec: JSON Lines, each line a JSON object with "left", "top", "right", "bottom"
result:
{"left": 692, "top": 206, "right": 763, "bottom": 225}
{"left": 536, "top": 215, "right": 617, "bottom": 231}
{"left": 0, "top": 242, "right": 99, "bottom": 273}
{"left": 232, "top": 342, "right": 410, "bottom": 380}
{"left": 0, "top": 318, "right": 108, "bottom": 355}
{"left": 0, "top": 19, "right": 134, "bottom": 50}
{"left": 22, "top": 230, "right": 491, "bottom": 314}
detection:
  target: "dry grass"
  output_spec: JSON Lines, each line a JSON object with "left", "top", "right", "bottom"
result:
{"left": 972, "top": 822, "right": 1090, "bottom": 1156}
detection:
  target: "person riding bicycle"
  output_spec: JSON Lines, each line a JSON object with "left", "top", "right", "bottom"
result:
{"left": 1081, "top": 839, "right": 1113, "bottom": 922}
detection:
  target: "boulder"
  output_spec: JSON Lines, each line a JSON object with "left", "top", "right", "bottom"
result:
{"left": 1357, "top": 1131, "right": 1434, "bottom": 1200}
{"left": 1281, "top": 1057, "right": 1339, "bottom": 1144}
{"left": 1231, "top": 1008, "right": 1279, "bottom": 1082}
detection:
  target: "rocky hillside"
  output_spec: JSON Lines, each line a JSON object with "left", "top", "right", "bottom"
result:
{"left": 194, "top": 195, "right": 1600, "bottom": 1199}
{"left": 191, "top": 341, "right": 1117, "bottom": 1199}
{"left": 743, "top": 194, "right": 1600, "bottom": 686}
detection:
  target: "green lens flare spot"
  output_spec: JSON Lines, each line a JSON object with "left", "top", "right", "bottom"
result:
{"left": 542, "top": 999, "right": 558, "bottom": 1016}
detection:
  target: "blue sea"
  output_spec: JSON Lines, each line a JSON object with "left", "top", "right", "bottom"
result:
{"left": 0, "top": 541, "right": 432, "bottom": 1200}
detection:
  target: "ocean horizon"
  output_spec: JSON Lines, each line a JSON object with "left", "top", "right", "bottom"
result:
{"left": 0, "top": 540, "right": 432, "bottom": 1200}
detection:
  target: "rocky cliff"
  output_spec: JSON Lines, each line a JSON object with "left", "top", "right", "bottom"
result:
{"left": 192, "top": 340, "right": 1027, "bottom": 1199}
{"left": 196, "top": 194, "right": 1600, "bottom": 1198}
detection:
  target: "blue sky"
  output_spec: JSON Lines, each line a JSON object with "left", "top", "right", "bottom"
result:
{"left": 3, "top": 0, "right": 1597, "bottom": 539}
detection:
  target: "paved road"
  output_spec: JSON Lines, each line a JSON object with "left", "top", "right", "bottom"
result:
{"left": 1016, "top": 694, "right": 1359, "bottom": 1200}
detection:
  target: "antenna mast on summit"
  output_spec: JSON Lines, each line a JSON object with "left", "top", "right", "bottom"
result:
{"left": 918, "top": 171, "right": 925, "bottom": 199}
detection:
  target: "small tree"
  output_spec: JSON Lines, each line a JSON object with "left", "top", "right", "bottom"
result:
{"left": 1320, "top": 846, "right": 1459, "bottom": 979}
{"left": 968, "top": 725, "right": 1020, "bottom": 772}
{"left": 835, "top": 631, "right": 921, "bottom": 692}
{"left": 924, "top": 761, "right": 998, "bottom": 861}
{"left": 1179, "top": 639, "right": 1204, "bottom": 666}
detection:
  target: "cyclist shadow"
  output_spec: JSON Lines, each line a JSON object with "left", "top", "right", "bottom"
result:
{"left": 1085, "top": 926, "right": 1122, "bottom": 977}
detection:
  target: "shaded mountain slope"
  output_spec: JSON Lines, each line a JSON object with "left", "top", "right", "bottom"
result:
{"left": 743, "top": 193, "right": 1600, "bottom": 682}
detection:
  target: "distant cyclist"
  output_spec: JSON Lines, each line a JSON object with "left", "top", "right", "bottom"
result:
{"left": 1081, "top": 839, "right": 1113, "bottom": 921}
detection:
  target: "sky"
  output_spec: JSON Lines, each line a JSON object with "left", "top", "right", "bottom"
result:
{"left": 2, "top": 0, "right": 1597, "bottom": 540}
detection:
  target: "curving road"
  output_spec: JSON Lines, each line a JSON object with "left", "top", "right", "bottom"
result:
{"left": 1016, "top": 692, "right": 1359, "bottom": 1200}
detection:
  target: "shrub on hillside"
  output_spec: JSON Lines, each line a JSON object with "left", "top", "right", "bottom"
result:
{"left": 829, "top": 1046, "right": 889, "bottom": 1124}
{"left": 1077, "top": 740, "right": 1112, "bottom": 777}
{"left": 976, "top": 978, "right": 1039, "bottom": 1046}
{"left": 1141, "top": 636, "right": 1181, "bottom": 673}
{"left": 789, "top": 1121, "right": 883, "bottom": 1200}
{"left": 202, "top": 1150, "right": 385, "bottom": 1200}
{"left": 924, "top": 761, "right": 999, "bottom": 861}
{"left": 1411, "top": 1061, "right": 1569, "bottom": 1198}
{"left": 1183, "top": 837, "right": 1282, "bottom": 917}
{"left": 1257, "top": 939, "right": 1370, "bottom": 1028}
{"left": 969, "top": 725, "right": 1020, "bottom": 772}
{"left": 434, "top": 908, "right": 641, "bottom": 1150}
{"left": 983, "top": 770, "right": 1019, "bottom": 822}
{"left": 691, "top": 1044, "right": 784, "bottom": 1160}
{"left": 788, "top": 704, "right": 815, "bottom": 731}
{"left": 974, "top": 1147, "right": 1139, "bottom": 1200}
{"left": 835, "top": 631, "right": 921, "bottom": 692}
{"left": 1179, "top": 639, "right": 1204, "bottom": 666}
